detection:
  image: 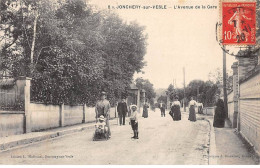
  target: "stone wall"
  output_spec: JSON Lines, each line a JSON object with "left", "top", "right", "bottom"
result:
{"left": 0, "top": 77, "right": 118, "bottom": 137}
{"left": 0, "top": 77, "right": 30, "bottom": 111}
{"left": 63, "top": 105, "right": 84, "bottom": 126}
{"left": 30, "top": 103, "right": 60, "bottom": 131}
{"left": 29, "top": 103, "right": 116, "bottom": 132}
{"left": 0, "top": 111, "right": 24, "bottom": 137}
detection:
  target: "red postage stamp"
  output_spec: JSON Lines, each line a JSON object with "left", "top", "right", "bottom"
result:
{"left": 222, "top": 2, "right": 256, "bottom": 45}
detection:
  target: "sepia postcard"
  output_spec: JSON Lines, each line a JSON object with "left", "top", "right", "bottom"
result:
{"left": 0, "top": 0, "right": 259, "bottom": 165}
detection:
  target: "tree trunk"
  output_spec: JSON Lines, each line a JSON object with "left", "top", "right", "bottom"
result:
{"left": 30, "top": 11, "right": 39, "bottom": 65}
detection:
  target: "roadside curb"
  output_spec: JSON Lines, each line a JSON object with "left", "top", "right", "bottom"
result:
{"left": 0, "top": 119, "right": 116, "bottom": 153}
{"left": 200, "top": 116, "right": 218, "bottom": 165}
{"left": 0, "top": 132, "right": 59, "bottom": 152}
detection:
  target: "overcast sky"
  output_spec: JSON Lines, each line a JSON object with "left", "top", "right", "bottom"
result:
{"left": 91, "top": 0, "right": 236, "bottom": 89}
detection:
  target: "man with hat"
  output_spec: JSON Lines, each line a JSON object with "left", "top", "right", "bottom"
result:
{"left": 95, "top": 91, "right": 111, "bottom": 137}
{"left": 117, "top": 97, "right": 128, "bottom": 125}
{"left": 159, "top": 101, "right": 166, "bottom": 117}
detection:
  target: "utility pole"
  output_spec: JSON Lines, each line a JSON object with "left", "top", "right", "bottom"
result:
{"left": 197, "top": 87, "right": 199, "bottom": 101}
{"left": 223, "top": 46, "right": 228, "bottom": 119}
{"left": 183, "top": 67, "right": 186, "bottom": 112}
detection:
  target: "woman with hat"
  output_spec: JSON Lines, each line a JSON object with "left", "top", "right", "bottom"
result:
{"left": 130, "top": 105, "right": 139, "bottom": 139}
{"left": 188, "top": 96, "right": 197, "bottom": 122}
{"left": 213, "top": 94, "right": 225, "bottom": 128}
{"left": 142, "top": 101, "right": 149, "bottom": 118}
{"left": 171, "top": 96, "right": 181, "bottom": 121}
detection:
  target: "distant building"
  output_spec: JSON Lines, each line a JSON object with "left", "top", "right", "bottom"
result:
{"left": 127, "top": 83, "right": 146, "bottom": 112}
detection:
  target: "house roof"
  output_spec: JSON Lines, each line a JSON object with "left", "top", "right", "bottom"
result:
{"left": 129, "top": 83, "right": 139, "bottom": 90}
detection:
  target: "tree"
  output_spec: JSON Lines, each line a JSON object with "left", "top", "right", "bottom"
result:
{"left": 186, "top": 80, "right": 204, "bottom": 99}
{"left": 0, "top": 0, "right": 147, "bottom": 106}
{"left": 157, "top": 95, "right": 167, "bottom": 105}
{"left": 0, "top": 0, "right": 34, "bottom": 76}
{"left": 166, "top": 84, "right": 175, "bottom": 101}
{"left": 208, "top": 67, "right": 233, "bottom": 93}
{"left": 99, "top": 13, "right": 147, "bottom": 105}
{"left": 184, "top": 80, "right": 218, "bottom": 107}
{"left": 175, "top": 88, "right": 184, "bottom": 101}
{"left": 30, "top": 0, "right": 106, "bottom": 105}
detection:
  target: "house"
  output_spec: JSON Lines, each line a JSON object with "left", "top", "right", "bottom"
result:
{"left": 227, "top": 37, "right": 260, "bottom": 156}
{"left": 127, "top": 83, "right": 146, "bottom": 112}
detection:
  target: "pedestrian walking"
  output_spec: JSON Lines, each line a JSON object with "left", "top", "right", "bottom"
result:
{"left": 197, "top": 102, "right": 204, "bottom": 114}
{"left": 171, "top": 96, "right": 181, "bottom": 121}
{"left": 142, "top": 102, "right": 149, "bottom": 118}
{"left": 159, "top": 101, "right": 166, "bottom": 117}
{"left": 188, "top": 97, "right": 197, "bottom": 122}
{"left": 213, "top": 94, "right": 225, "bottom": 128}
{"left": 130, "top": 105, "right": 139, "bottom": 139}
{"left": 95, "top": 91, "right": 111, "bottom": 138}
{"left": 117, "top": 98, "right": 128, "bottom": 125}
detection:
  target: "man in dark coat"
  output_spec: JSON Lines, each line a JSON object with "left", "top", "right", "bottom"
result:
{"left": 213, "top": 94, "right": 225, "bottom": 128}
{"left": 159, "top": 101, "right": 166, "bottom": 117}
{"left": 117, "top": 98, "right": 128, "bottom": 125}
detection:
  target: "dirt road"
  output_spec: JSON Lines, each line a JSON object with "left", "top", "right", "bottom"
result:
{"left": 0, "top": 109, "right": 210, "bottom": 165}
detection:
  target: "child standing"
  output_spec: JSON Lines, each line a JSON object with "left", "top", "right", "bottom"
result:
{"left": 130, "top": 105, "right": 139, "bottom": 139}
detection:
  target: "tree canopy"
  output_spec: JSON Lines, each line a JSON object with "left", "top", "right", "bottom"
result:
{"left": 163, "top": 79, "right": 219, "bottom": 107}
{"left": 0, "top": 0, "right": 147, "bottom": 106}
{"left": 157, "top": 95, "right": 167, "bottom": 105}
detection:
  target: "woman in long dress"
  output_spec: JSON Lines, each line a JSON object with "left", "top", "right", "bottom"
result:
{"left": 197, "top": 102, "right": 203, "bottom": 114}
{"left": 171, "top": 96, "right": 181, "bottom": 121}
{"left": 142, "top": 102, "right": 149, "bottom": 118}
{"left": 188, "top": 97, "right": 197, "bottom": 122}
{"left": 213, "top": 94, "right": 225, "bottom": 128}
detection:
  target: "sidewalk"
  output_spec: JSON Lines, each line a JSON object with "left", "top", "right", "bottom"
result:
{"left": 152, "top": 109, "right": 259, "bottom": 164}
{"left": 0, "top": 118, "right": 118, "bottom": 152}
{"left": 203, "top": 115, "right": 259, "bottom": 165}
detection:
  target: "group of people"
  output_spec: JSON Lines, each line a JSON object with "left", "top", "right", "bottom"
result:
{"left": 94, "top": 91, "right": 226, "bottom": 140}
{"left": 167, "top": 94, "right": 226, "bottom": 127}
{"left": 95, "top": 92, "right": 140, "bottom": 140}
{"left": 168, "top": 96, "right": 197, "bottom": 121}
{"left": 160, "top": 96, "right": 200, "bottom": 122}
